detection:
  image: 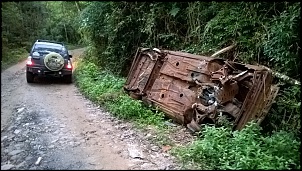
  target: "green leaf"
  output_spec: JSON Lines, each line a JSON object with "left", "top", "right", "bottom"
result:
{"left": 169, "top": 7, "right": 180, "bottom": 17}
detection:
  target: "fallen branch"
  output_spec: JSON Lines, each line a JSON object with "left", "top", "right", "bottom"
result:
{"left": 211, "top": 45, "right": 236, "bottom": 57}
{"left": 261, "top": 66, "right": 300, "bottom": 86}
{"left": 210, "top": 45, "right": 300, "bottom": 86}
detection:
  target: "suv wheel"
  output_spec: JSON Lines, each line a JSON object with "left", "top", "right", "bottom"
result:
{"left": 64, "top": 75, "right": 72, "bottom": 83}
{"left": 26, "top": 72, "right": 34, "bottom": 83}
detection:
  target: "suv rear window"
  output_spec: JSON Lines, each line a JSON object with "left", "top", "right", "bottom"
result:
{"left": 33, "top": 43, "right": 66, "bottom": 54}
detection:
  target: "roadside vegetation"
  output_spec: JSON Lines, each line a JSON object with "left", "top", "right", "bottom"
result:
{"left": 1, "top": 47, "right": 28, "bottom": 71}
{"left": 173, "top": 123, "right": 300, "bottom": 170}
{"left": 2, "top": 1, "right": 300, "bottom": 170}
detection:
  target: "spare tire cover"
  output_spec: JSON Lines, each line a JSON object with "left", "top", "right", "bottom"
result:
{"left": 44, "top": 52, "right": 65, "bottom": 71}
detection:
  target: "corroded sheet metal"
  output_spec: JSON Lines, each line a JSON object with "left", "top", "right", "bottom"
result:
{"left": 124, "top": 48, "right": 279, "bottom": 131}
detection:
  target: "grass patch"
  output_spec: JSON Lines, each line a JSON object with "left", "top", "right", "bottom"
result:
{"left": 1, "top": 47, "right": 28, "bottom": 71}
{"left": 65, "top": 44, "right": 85, "bottom": 50}
{"left": 172, "top": 122, "right": 300, "bottom": 170}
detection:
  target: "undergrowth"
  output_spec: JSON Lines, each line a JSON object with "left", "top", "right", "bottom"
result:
{"left": 172, "top": 122, "right": 300, "bottom": 170}
{"left": 1, "top": 47, "right": 28, "bottom": 71}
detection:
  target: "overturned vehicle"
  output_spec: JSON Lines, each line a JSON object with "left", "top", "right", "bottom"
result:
{"left": 124, "top": 47, "right": 279, "bottom": 132}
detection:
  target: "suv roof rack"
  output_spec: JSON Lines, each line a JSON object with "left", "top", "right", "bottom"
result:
{"left": 36, "top": 39, "right": 64, "bottom": 46}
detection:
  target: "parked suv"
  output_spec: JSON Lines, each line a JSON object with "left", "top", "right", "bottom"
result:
{"left": 26, "top": 40, "right": 73, "bottom": 83}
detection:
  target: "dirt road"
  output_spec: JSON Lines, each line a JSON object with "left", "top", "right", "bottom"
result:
{"left": 1, "top": 48, "right": 183, "bottom": 170}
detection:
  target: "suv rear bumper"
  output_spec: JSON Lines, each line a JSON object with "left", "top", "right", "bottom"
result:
{"left": 26, "top": 66, "right": 72, "bottom": 77}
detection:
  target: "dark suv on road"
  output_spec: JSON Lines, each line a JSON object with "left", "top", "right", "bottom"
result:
{"left": 26, "top": 40, "right": 73, "bottom": 83}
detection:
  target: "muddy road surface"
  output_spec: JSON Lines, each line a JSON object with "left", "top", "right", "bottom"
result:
{"left": 1, "top": 48, "right": 183, "bottom": 170}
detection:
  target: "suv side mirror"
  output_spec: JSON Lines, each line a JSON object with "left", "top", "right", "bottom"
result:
{"left": 69, "top": 54, "right": 72, "bottom": 58}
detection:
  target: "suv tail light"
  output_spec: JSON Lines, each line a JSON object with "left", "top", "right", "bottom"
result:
{"left": 26, "top": 56, "right": 33, "bottom": 65}
{"left": 66, "top": 60, "right": 72, "bottom": 69}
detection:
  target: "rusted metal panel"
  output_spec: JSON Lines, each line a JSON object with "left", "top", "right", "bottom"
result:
{"left": 124, "top": 47, "right": 279, "bottom": 132}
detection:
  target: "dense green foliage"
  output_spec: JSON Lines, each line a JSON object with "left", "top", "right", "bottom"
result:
{"left": 79, "top": 2, "right": 300, "bottom": 79}
{"left": 173, "top": 122, "right": 300, "bottom": 170}
{"left": 261, "top": 84, "right": 300, "bottom": 135}
{"left": 2, "top": 1, "right": 87, "bottom": 46}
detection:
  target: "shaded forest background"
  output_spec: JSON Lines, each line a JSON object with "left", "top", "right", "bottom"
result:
{"left": 2, "top": 1, "right": 300, "bottom": 135}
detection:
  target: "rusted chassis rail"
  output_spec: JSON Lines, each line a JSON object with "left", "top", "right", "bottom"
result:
{"left": 124, "top": 47, "right": 279, "bottom": 132}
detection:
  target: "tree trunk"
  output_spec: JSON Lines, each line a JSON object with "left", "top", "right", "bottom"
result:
{"left": 63, "top": 23, "right": 69, "bottom": 42}
{"left": 211, "top": 45, "right": 236, "bottom": 57}
{"left": 211, "top": 45, "right": 300, "bottom": 86}
{"left": 61, "top": 2, "right": 69, "bottom": 42}
{"left": 261, "top": 66, "right": 301, "bottom": 86}
{"left": 75, "top": 1, "right": 81, "bottom": 13}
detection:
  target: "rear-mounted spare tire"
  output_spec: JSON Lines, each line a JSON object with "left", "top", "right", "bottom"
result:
{"left": 44, "top": 52, "right": 64, "bottom": 71}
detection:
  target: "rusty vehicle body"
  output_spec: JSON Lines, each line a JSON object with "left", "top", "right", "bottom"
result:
{"left": 124, "top": 47, "right": 279, "bottom": 131}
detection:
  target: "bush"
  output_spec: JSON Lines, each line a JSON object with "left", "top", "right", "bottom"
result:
{"left": 1, "top": 47, "right": 28, "bottom": 71}
{"left": 173, "top": 122, "right": 300, "bottom": 170}
{"left": 261, "top": 84, "right": 301, "bottom": 135}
